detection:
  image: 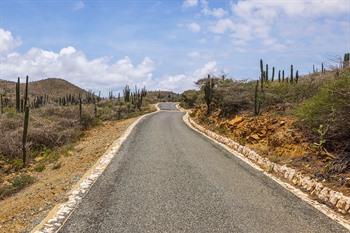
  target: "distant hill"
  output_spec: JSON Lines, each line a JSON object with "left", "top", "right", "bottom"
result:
{"left": 0, "top": 78, "right": 88, "bottom": 98}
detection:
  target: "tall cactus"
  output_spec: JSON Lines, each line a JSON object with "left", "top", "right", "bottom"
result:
{"left": 260, "top": 59, "right": 264, "bottom": 81}
{"left": 271, "top": 67, "right": 275, "bottom": 82}
{"left": 290, "top": 65, "right": 294, "bottom": 83}
{"left": 24, "top": 76, "right": 29, "bottom": 108}
{"left": 295, "top": 70, "right": 299, "bottom": 83}
{"left": 278, "top": 70, "right": 281, "bottom": 82}
{"left": 254, "top": 80, "right": 261, "bottom": 115}
{"left": 123, "top": 85, "right": 130, "bottom": 102}
{"left": 282, "top": 70, "right": 285, "bottom": 82}
{"left": 16, "top": 77, "right": 20, "bottom": 112}
{"left": 22, "top": 106, "right": 29, "bottom": 165}
{"left": 321, "top": 62, "right": 324, "bottom": 74}
{"left": 0, "top": 94, "right": 3, "bottom": 114}
{"left": 343, "top": 53, "right": 350, "bottom": 68}
{"left": 79, "top": 93, "right": 82, "bottom": 124}
{"left": 22, "top": 76, "right": 29, "bottom": 165}
{"left": 265, "top": 64, "right": 269, "bottom": 82}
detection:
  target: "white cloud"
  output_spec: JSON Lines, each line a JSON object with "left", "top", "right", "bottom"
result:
{"left": 209, "top": 18, "right": 234, "bottom": 34}
{"left": 73, "top": 0, "right": 85, "bottom": 11}
{"left": 0, "top": 28, "right": 21, "bottom": 54}
{"left": 183, "top": 0, "right": 198, "bottom": 8}
{"left": 201, "top": 0, "right": 227, "bottom": 18}
{"left": 187, "top": 22, "right": 201, "bottom": 32}
{"left": 205, "top": 0, "right": 350, "bottom": 51}
{"left": 0, "top": 31, "right": 155, "bottom": 92}
{"left": 155, "top": 61, "right": 217, "bottom": 92}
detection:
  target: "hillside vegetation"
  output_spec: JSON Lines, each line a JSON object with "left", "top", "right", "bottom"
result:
{"left": 0, "top": 77, "right": 167, "bottom": 200}
{"left": 181, "top": 57, "right": 350, "bottom": 192}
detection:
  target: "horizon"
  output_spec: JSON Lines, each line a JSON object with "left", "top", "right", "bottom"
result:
{"left": 0, "top": 0, "right": 349, "bottom": 93}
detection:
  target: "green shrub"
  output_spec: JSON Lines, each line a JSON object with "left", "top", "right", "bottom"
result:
{"left": 11, "top": 174, "right": 35, "bottom": 189}
{"left": 34, "top": 163, "right": 45, "bottom": 172}
{"left": 295, "top": 70, "right": 350, "bottom": 160}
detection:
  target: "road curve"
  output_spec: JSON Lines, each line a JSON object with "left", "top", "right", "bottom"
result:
{"left": 60, "top": 103, "right": 347, "bottom": 233}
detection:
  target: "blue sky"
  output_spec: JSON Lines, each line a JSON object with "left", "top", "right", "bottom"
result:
{"left": 0, "top": 0, "right": 349, "bottom": 93}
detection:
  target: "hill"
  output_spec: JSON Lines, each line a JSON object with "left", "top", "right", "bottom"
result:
{"left": 0, "top": 78, "right": 88, "bottom": 98}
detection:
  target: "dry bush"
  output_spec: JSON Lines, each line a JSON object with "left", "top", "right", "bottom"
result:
{"left": 0, "top": 106, "right": 81, "bottom": 160}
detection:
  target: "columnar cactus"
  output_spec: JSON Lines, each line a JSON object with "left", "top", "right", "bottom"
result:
{"left": 16, "top": 77, "right": 20, "bottom": 112}
{"left": 254, "top": 80, "right": 261, "bottom": 115}
{"left": 260, "top": 59, "right": 264, "bottom": 81}
{"left": 265, "top": 64, "right": 269, "bottom": 82}
{"left": 0, "top": 94, "right": 3, "bottom": 114}
{"left": 296, "top": 70, "right": 299, "bottom": 83}
{"left": 278, "top": 70, "right": 281, "bottom": 82}
{"left": 343, "top": 53, "right": 350, "bottom": 68}
{"left": 79, "top": 93, "right": 82, "bottom": 124}
{"left": 271, "top": 67, "right": 275, "bottom": 82}
{"left": 22, "top": 106, "right": 29, "bottom": 165}
{"left": 290, "top": 65, "right": 294, "bottom": 83}
{"left": 282, "top": 70, "right": 285, "bottom": 82}
{"left": 22, "top": 76, "right": 30, "bottom": 165}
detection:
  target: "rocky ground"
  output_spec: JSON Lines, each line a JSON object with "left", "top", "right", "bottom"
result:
{"left": 191, "top": 106, "right": 350, "bottom": 196}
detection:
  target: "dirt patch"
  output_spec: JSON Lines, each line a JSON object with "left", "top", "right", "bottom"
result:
{"left": 0, "top": 117, "right": 138, "bottom": 233}
{"left": 191, "top": 106, "right": 350, "bottom": 196}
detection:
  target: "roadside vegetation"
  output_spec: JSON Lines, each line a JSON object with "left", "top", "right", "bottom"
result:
{"left": 181, "top": 53, "right": 350, "bottom": 192}
{"left": 0, "top": 78, "right": 180, "bottom": 200}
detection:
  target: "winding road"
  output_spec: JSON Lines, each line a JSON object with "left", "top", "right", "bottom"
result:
{"left": 60, "top": 103, "right": 348, "bottom": 233}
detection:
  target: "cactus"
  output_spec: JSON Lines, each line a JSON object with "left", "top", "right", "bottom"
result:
{"left": 343, "top": 53, "right": 350, "bottom": 68}
{"left": 22, "top": 106, "right": 29, "bottom": 165}
{"left": 313, "top": 64, "right": 315, "bottom": 73}
{"left": 123, "top": 85, "right": 131, "bottom": 102}
{"left": 296, "top": 70, "right": 299, "bottom": 83}
{"left": 265, "top": 64, "right": 269, "bottom": 82}
{"left": 290, "top": 65, "right": 294, "bottom": 83}
{"left": 0, "top": 94, "right": 3, "bottom": 114}
{"left": 271, "top": 67, "right": 275, "bottom": 82}
{"left": 79, "top": 93, "right": 82, "bottom": 124}
{"left": 16, "top": 77, "right": 20, "bottom": 112}
{"left": 254, "top": 80, "right": 261, "bottom": 115}
{"left": 22, "top": 76, "right": 29, "bottom": 165}
{"left": 204, "top": 74, "right": 214, "bottom": 115}
{"left": 94, "top": 95, "right": 98, "bottom": 118}
{"left": 260, "top": 59, "right": 264, "bottom": 81}
{"left": 278, "top": 70, "right": 281, "bottom": 82}
{"left": 282, "top": 70, "right": 285, "bottom": 82}
{"left": 321, "top": 62, "right": 324, "bottom": 74}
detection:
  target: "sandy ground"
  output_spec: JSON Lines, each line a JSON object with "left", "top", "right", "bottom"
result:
{"left": 0, "top": 117, "right": 138, "bottom": 233}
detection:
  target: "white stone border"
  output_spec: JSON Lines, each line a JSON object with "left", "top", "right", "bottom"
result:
{"left": 31, "top": 105, "right": 160, "bottom": 233}
{"left": 181, "top": 110, "right": 350, "bottom": 230}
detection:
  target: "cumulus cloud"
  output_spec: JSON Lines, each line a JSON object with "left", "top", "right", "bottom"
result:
{"left": 155, "top": 61, "right": 217, "bottom": 92}
{"left": 0, "top": 28, "right": 21, "bottom": 54}
{"left": 0, "top": 30, "right": 155, "bottom": 92}
{"left": 205, "top": 0, "right": 350, "bottom": 51}
{"left": 183, "top": 0, "right": 198, "bottom": 8}
{"left": 201, "top": 0, "right": 227, "bottom": 18}
{"left": 187, "top": 22, "right": 201, "bottom": 32}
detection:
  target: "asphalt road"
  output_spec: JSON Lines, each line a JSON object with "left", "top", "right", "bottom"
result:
{"left": 60, "top": 102, "right": 348, "bottom": 233}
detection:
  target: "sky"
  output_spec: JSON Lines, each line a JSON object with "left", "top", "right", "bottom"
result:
{"left": 0, "top": 0, "right": 349, "bottom": 94}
